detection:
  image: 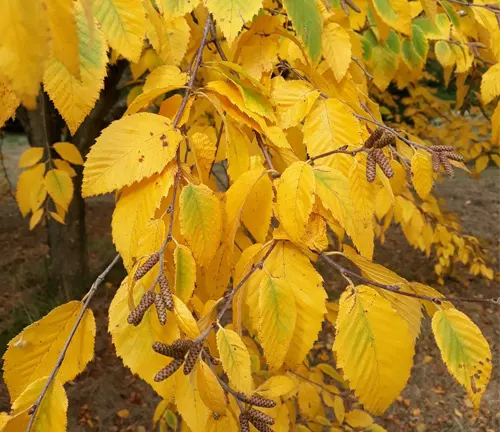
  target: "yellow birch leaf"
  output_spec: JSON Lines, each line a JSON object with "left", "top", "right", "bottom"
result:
{"left": 333, "top": 285, "right": 414, "bottom": 414}
{"left": 333, "top": 395, "right": 345, "bottom": 424}
{"left": 3, "top": 301, "right": 95, "bottom": 401}
{"left": 345, "top": 409, "right": 373, "bottom": 428}
{"left": 349, "top": 159, "right": 375, "bottom": 219}
{"left": 216, "top": 327, "right": 254, "bottom": 394}
{"left": 196, "top": 361, "right": 227, "bottom": 414}
{"left": 0, "top": 78, "right": 20, "bottom": 128}
{"left": 29, "top": 209, "right": 44, "bottom": 230}
{"left": 18, "top": 148, "right": 44, "bottom": 168}
{"left": 432, "top": 309, "right": 492, "bottom": 408}
{"left": 475, "top": 155, "right": 489, "bottom": 173}
{"left": 159, "top": 0, "right": 197, "bottom": 19}
{"left": 50, "top": 212, "right": 66, "bottom": 224}
{"left": 420, "top": 0, "right": 437, "bottom": 20}
{"left": 43, "top": 4, "right": 107, "bottom": 134}
{"left": 258, "top": 275, "right": 297, "bottom": 370}
{"left": 175, "top": 367, "right": 210, "bottom": 432}
{"left": 92, "top": 0, "right": 146, "bottom": 62}
{"left": 275, "top": 161, "right": 315, "bottom": 242}
{"left": 371, "top": 0, "right": 411, "bottom": 35}
{"left": 206, "top": 413, "right": 239, "bottom": 432}
{"left": 189, "top": 132, "right": 216, "bottom": 184}
{"left": 109, "top": 278, "right": 180, "bottom": 399}
{"left": 174, "top": 244, "right": 196, "bottom": 303}
{"left": 241, "top": 173, "right": 273, "bottom": 243}
{"left": 111, "top": 164, "right": 175, "bottom": 268}
{"left": 435, "top": 40, "right": 455, "bottom": 67}
{"left": 53, "top": 142, "right": 84, "bottom": 165}
{"left": 226, "top": 120, "right": 251, "bottom": 182}
{"left": 256, "top": 376, "right": 297, "bottom": 399}
{"left": 303, "top": 99, "right": 363, "bottom": 166}
{"left": 322, "top": 23, "right": 352, "bottom": 82}
{"left": 298, "top": 382, "right": 321, "bottom": 418}
{"left": 410, "top": 282, "right": 454, "bottom": 317}
{"left": 207, "top": 0, "right": 263, "bottom": 45}
{"left": 16, "top": 164, "right": 46, "bottom": 217}
{"left": 179, "top": 184, "right": 223, "bottom": 268}
{"left": 0, "top": 0, "right": 49, "bottom": 102}
{"left": 274, "top": 404, "right": 290, "bottom": 432}
{"left": 173, "top": 295, "right": 200, "bottom": 338}
{"left": 481, "top": 62, "right": 500, "bottom": 105}
{"left": 83, "top": 113, "right": 182, "bottom": 196}
{"left": 53, "top": 159, "right": 77, "bottom": 177}
{"left": 411, "top": 150, "right": 433, "bottom": 199}
{"left": 44, "top": 169, "right": 74, "bottom": 211}
{"left": 31, "top": 181, "right": 48, "bottom": 213}
{"left": 46, "top": 0, "right": 80, "bottom": 77}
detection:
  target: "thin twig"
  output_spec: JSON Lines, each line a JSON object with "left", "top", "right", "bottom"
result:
{"left": 288, "top": 370, "right": 344, "bottom": 392}
{"left": 26, "top": 254, "right": 121, "bottom": 431}
{"left": 352, "top": 56, "right": 373, "bottom": 80}
{"left": 210, "top": 20, "right": 228, "bottom": 62}
{"left": 209, "top": 124, "right": 224, "bottom": 179}
{"left": 255, "top": 133, "right": 277, "bottom": 175}
{"left": 308, "top": 145, "right": 365, "bottom": 163}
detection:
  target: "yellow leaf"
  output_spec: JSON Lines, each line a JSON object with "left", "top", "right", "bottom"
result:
{"left": 206, "top": 413, "right": 239, "bottom": 432}
{"left": 333, "top": 395, "right": 345, "bottom": 424}
{"left": 420, "top": 0, "right": 437, "bottom": 20}
{"left": 44, "top": 169, "right": 74, "bottom": 211}
{"left": 225, "top": 120, "right": 251, "bottom": 182}
{"left": 173, "top": 295, "right": 200, "bottom": 338}
{"left": 175, "top": 368, "right": 210, "bottom": 432}
{"left": 0, "top": 78, "right": 20, "bottom": 128}
{"left": 30, "top": 208, "right": 44, "bottom": 230}
{"left": 0, "top": 0, "right": 49, "bottom": 102}
{"left": 46, "top": 0, "right": 80, "bottom": 77}
{"left": 116, "top": 409, "right": 130, "bottom": 418}
{"left": 345, "top": 409, "right": 373, "bottom": 428}
{"left": 189, "top": 132, "right": 216, "bottom": 184}
{"left": 411, "top": 150, "right": 433, "bottom": 199}
{"left": 174, "top": 244, "right": 196, "bottom": 303}
{"left": 371, "top": 0, "right": 411, "bottom": 35}
{"left": 109, "top": 277, "right": 180, "bottom": 399}
{"left": 30, "top": 180, "right": 49, "bottom": 214}
{"left": 19, "top": 148, "right": 44, "bottom": 168}
{"left": 304, "top": 99, "right": 362, "bottom": 166}
{"left": 256, "top": 376, "right": 297, "bottom": 399}
{"left": 158, "top": 0, "right": 197, "bottom": 19}
{"left": 43, "top": 4, "right": 107, "bottom": 134}
{"left": 207, "top": 0, "right": 263, "bottom": 44}
{"left": 50, "top": 212, "right": 66, "bottom": 224}
{"left": 275, "top": 161, "right": 316, "bottom": 242}
{"left": 111, "top": 164, "right": 175, "bottom": 268}
{"left": 322, "top": 23, "right": 352, "bottom": 82}
{"left": 432, "top": 309, "right": 492, "bottom": 407}
{"left": 53, "top": 142, "right": 84, "bottom": 165}
{"left": 83, "top": 113, "right": 182, "bottom": 196}
{"left": 435, "top": 40, "right": 455, "bottom": 67}
{"left": 3, "top": 301, "right": 95, "bottom": 401}
{"left": 475, "top": 155, "right": 489, "bottom": 173}
{"left": 298, "top": 382, "right": 321, "bottom": 418}
{"left": 53, "top": 159, "right": 77, "bottom": 177}
{"left": 349, "top": 159, "right": 375, "bottom": 220}
{"left": 481, "top": 62, "right": 500, "bottom": 105}
{"left": 274, "top": 404, "right": 290, "bottom": 432}
{"left": 92, "top": 0, "right": 146, "bottom": 62}
{"left": 333, "top": 286, "right": 414, "bottom": 414}
{"left": 258, "top": 275, "right": 297, "bottom": 370}
{"left": 16, "top": 164, "right": 46, "bottom": 217}
{"left": 216, "top": 327, "right": 253, "bottom": 394}
{"left": 179, "top": 184, "right": 223, "bottom": 268}
{"left": 196, "top": 361, "right": 227, "bottom": 414}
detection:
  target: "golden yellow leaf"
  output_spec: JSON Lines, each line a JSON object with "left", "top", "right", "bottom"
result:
{"left": 345, "top": 409, "right": 373, "bottom": 428}
{"left": 256, "top": 376, "right": 297, "bottom": 399}
{"left": 53, "top": 159, "right": 77, "bottom": 177}
{"left": 18, "top": 148, "right": 44, "bottom": 168}
{"left": 16, "top": 164, "right": 46, "bottom": 217}
{"left": 275, "top": 161, "right": 316, "bottom": 242}
{"left": 475, "top": 155, "right": 489, "bottom": 173}
{"left": 411, "top": 150, "right": 434, "bottom": 199}
{"left": 174, "top": 244, "right": 196, "bottom": 303}
{"left": 206, "top": 413, "right": 239, "bottom": 432}
{"left": 0, "top": 78, "right": 20, "bottom": 128}
{"left": 50, "top": 211, "right": 66, "bottom": 224}
{"left": 189, "top": 132, "right": 216, "bottom": 184}
{"left": 179, "top": 183, "right": 223, "bottom": 268}
{"left": 216, "top": 327, "right": 254, "bottom": 394}
{"left": 481, "top": 62, "right": 500, "bottom": 105}
{"left": 332, "top": 395, "right": 345, "bottom": 424}
{"left": 322, "top": 23, "right": 352, "bottom": 82}
{"left": 44, "top": 169, "right": 74, "bottom": 211}
{"left": 196, "top": 361, "right": 227, "bottom": 414}
{"left": 43, "top": 4, "right": 107, "bottom": 134}
{"left": 53, "top": 142, "right": 84, "bottom": 165}
{"left": 298, "top": 382, "right": 321, "bottom": 418}
{"left": 0, "top": 0, "right": 49, "bottom": 102}
{"left": 258, "top": 275, "right": 297, "bottom": 370}
{"left": 349, "top": 159, "right": 375, "bottom": 220}
{"left": 46, "top": 0, "right": 80, "bottom": 77}
{"left": 225, "top": 120, "right": 251, "bottom": 182}
{"left": 432, "top": 309, "right": 492, "bottom": 407}
{"left": 83, "top": 113, "right": 182, "bottom": 196}
{"left": 92, "top": 0, "right": 146, "bottom": 62}
{"left": 173, "top": 295, "right": 200, "bottom": 338}
{"left": 334, "top": 285, "right": 414, "bottom": 414}
{"left": 274, "top": 403, "right": 290, "bottom": 432}
{"left": 109, "top": 278, "right": 179, "bottom": 399}
{"left": 371, "top": 0, "right": 411, "bottom": 35}
{"left": 175, "top": 367, "right": 210, "bottom": 432}
{"left": 29, "top": 208, "right": 44, "bottom": 230}
{"left": 3, "top": 301, "right": 95, "bottom": 401}
{"left": 158, "top": 0, "right": 198, "bottom": 19}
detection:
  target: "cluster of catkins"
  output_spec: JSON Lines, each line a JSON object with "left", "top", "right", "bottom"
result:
{"left": 364, "top": 127, "right": 395, "bottom": 182}
{"left": 127, "top": 252, "right": 173, "bottom": 326}
{"left": 430, "top": 145, "right": 464, "bottom": 177}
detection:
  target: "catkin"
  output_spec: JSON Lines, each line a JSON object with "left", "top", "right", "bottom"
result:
{"left": 127, "top": 291, "right": 156, "bottom": 326}
{"left": 152, "top": 342, "right": 178, "bottom": 358}
{"left": 236, "top": 393, "right": 276, "bottom": 408}
{"left": 344, "top": 0, "right": 361, "bottom": 12}
{"left": 438, "top": 153, "right": 454, "bottom": 177}
{"left": 172, "top": 339, "right": 194, "bottom": 355}
{"left": 134, "top": 253, "right": 160, "bottom": 280}
{"left": 432, "top": 152, "right": 440, "bottom": 173}
{"left": 374, "top": 131, "right": 395, "bottom": 149}
{"left": 366, "top": 151, "right": 377, "bottom": 183}
{"left": 249, "top": 419, "right": 274, "bottom": 432}
{"left": 239, "top": 413, "right": 250, "bottom": 432}
{"left": 373, "top": 149, "right": 394, "bottom": 178}
{"left": 154, "top": 359, "right": 183, "bottom": 382}
{"left": 183, "top": 341, "right": 203, "bottom": 374}
{"left": 247, "top": 408, "right": 274, "bottom": 425}
{"left": 444, "top": 152, "right": 464, "bottom": 162}
{"left": 159, "top": 275, "right": 174, "bottom": 311}
{"left": 204, "top": 349, "right": 221, "bottom": 366}
{"left": 155, "top": 293, "right": 167, "bottom": 325}
{"left": 364, "top": 127, "right": 384, "bottom": 149}
{"left": 430, "top": 145, "right": 454, "bottom": 152}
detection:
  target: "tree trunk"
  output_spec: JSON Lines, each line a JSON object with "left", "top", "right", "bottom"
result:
{"left": 17, "top": 63, "right": 127, "bottom": 300}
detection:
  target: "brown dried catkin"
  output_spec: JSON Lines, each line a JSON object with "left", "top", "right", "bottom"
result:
{"left": 364, "top": 127, "right": 384, "bottom": 149}
{"left": 183, "top": 342, "right": 203, "bottom": 374}
{"left": 134, "top": 253, "right": 159, "bottom": 280}
{"left": 366, "top": 151, "right": 377, "bottom": 183}
{"left": 127, "top": 291, "right": 156, "bottom": 326}
{"left": 154, "top": 359, "right": 183, "bottom": 382}
{"left": 159, "top": 275, "right": 174, "bottom": 311}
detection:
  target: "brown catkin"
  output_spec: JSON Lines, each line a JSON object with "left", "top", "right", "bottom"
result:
{"left": 152, "top": 342, "right": 178, "bottom": 358}
{"left": 345, "top": 0, "right": 361, "bottom": 12}
{"left": 239, "top": 413, "right": 250, "bottom": 432}
{"left": 429, "top": 145, "right": 454, "bottom": 152}
{"left": 438, "top": 153, "right": 454, "bottom": 177}
{"left": 247, "top": 408, "right": 274, "bottom": 425}
{"left": 154, "top": 293, "right": 167, "bottom": 325}
{"left": 249, "top": 419, "right": 274, "bottom": 432}
{"left": 183, "top": 341, "right": 203, "bottom": 374}
{"left": 204, "top": 349, "right": 221, "bottom": 366}
{"left": 364, "top": 127, "right": 384, "bottom": 149}
{"left": 339, "top": 0, "right": 349, "bottom": 15}
{"left": 374, "top": 131, "right": 395, "bottom": 149}
{"left": 373, "top": 149, "right": 394, "bottom": 178}
{"left": 366, "top": 151, "right": 377, "bottom": 183}
{"left": 237, "top": 393, "right": 276, "bottom": 408}
{"left": 159, "top": 275, "right": 174, "bottom": 311}
{"left": 444, "top": 152, "right": 464, "bottom": 162}
{"left": 432, "top": 152, "right": 440, "bottom": 173}
{"left": 134, "top": 253, "right": 160, "bottom": 281}
{"left": 154, "top": 359, "right": 183, "bottom": 382}
{"left": 127, "top": 291, "right": 156, "bottom": 326}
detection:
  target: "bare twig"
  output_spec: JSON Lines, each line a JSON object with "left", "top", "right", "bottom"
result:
{"left": 210, "top": 20, "right": 228, "bottom": 62}
{"left": 308, "top": 145, "right": 365, "bottom": 163}
{"left": 209, "top": 123, "right": 224, "bottom": 179}
{"left": 255, "top": 133, "right": 277, "bottom": 175}
{"left": 352, "top": 56, "right": 373, "bottom": 80}
{"left": 26, "top": 254, "right": 121, "bottom": 431}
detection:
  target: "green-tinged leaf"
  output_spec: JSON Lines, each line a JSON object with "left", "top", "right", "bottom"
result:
{"left": 44, "top": 169, "right": 74, "bottom": 211}
{"left": 174, "top": 244, "right": 196, "bottom": 303}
